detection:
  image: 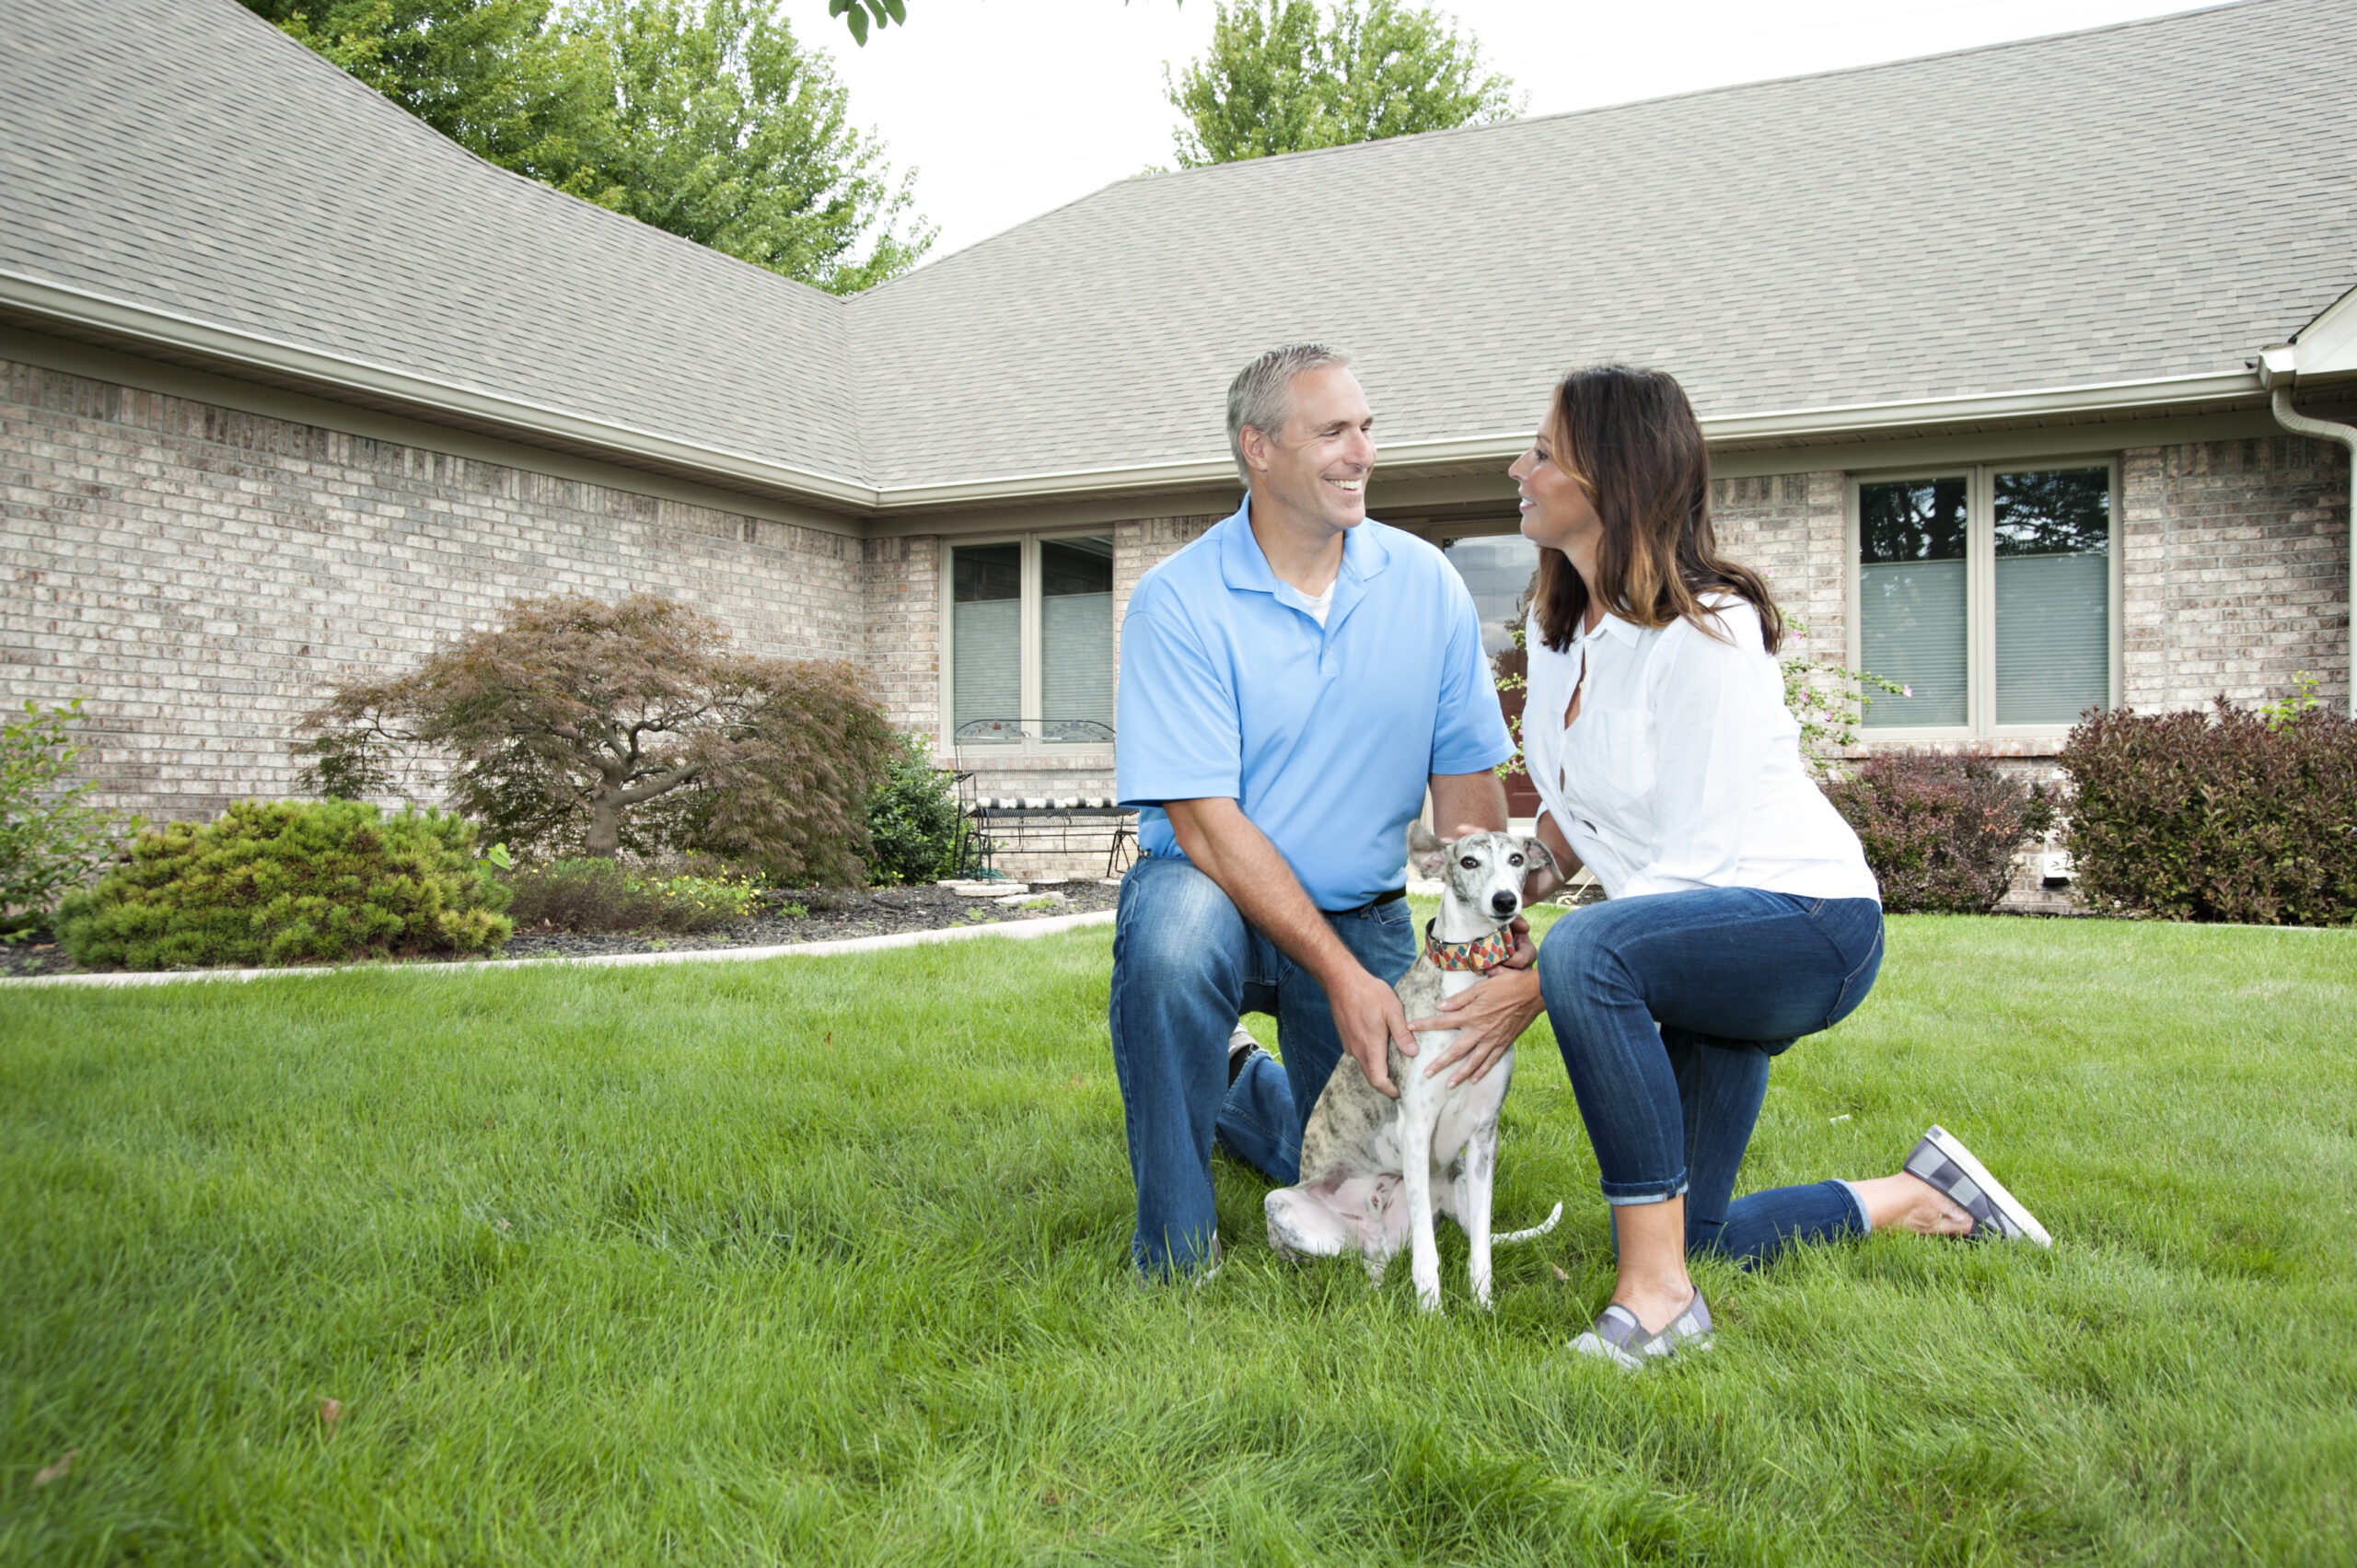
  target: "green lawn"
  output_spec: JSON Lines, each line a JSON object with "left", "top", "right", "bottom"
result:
{"left": 2, "top": 914, "right": 2352, "bottom": 1565}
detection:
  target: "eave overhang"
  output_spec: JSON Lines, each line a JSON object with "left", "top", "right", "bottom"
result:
{"left": 0, "top": 266, "right": 2285, "bottom": 522}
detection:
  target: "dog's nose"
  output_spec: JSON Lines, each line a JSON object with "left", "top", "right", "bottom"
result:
{"left": 1491, "top": 890, "right": 1518, "bottom": 915}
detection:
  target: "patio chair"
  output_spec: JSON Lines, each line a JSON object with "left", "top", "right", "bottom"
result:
{"left": 950, "top": 718, "right": 1133, "bottom": 879}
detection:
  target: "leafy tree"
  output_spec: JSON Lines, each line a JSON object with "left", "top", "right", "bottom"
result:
{"left": 1166, "top": 0, "right": 1516, "bottom": 167}
{"left": 570, "top": 0, "right": 931, "bottom": 289}
{"left": 241, "top": 0, "right": 930, "bottom": 291}
{"left": 297, "top": 593, "right": 897, "bottom": 885}
{"left": 826, "top": 0, "right": 903, "bottom": 46}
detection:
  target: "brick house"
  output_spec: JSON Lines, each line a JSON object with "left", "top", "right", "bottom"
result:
{"left": 4, "top": 0, "right": 2352, "bottom": 887}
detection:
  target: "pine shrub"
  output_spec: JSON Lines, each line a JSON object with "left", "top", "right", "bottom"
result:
{"left": 1822, "top": 751, "right": 2055, "bottom": 914}
{"left": 2060, "top": 700, "right": 2357, "bottom": 925}
{"left": 57, "top": 800, "right": 512, "bottom": 970}
{"left": 502, "top": 857, "right": 756, "bottom": 935}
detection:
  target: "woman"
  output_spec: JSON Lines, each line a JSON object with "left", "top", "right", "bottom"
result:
{"left": 1417, "top": 366, "right": 2049, "bottom": 1369}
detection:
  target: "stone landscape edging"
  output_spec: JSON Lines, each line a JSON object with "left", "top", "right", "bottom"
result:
{"left": 0, "top": 908, "right": 1118, "bottom": 991}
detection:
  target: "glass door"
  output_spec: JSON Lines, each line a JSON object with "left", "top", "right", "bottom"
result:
{"left": 1440, "top": 531, "right": 1542, "bottom": 817}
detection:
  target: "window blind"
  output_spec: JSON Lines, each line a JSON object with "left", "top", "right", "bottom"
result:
{"left": 952, "top": 543, "right": 1021, "bottom": 734}
{"left": 1041, "top": 592, "right": 1112, "bottom": 725}
{"left": 1860, "top": 559, "right": 1968, "bottom": 726}
{"left": 1039, "top": 536, "right": 1114, "bottom": 727}
{"left": 1993, "top": 467, "right": 2109, "bottom": 726}
{"left": 952, "top": 599, "right": 1020, "bottom": 732}
{"left": 1995, "top": 552, "right": 2107, "bottom": 724}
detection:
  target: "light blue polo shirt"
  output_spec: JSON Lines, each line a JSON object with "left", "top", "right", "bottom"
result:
{"left": 1116, "top": 500, "right": 1513, "bottom": 910}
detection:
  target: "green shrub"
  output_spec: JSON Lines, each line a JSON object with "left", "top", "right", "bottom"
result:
{"left": 2061, "top": 699, "right": 2357, "bottom": 925}
{"left": 1822, "top": 750, "right": 2055, "bottom": 914}
{"left": 1, "top": 697, "right": 143, "bottom": 941}
{"left": 864, "top": 730, "right": 960, "bottom": 885}
{"left": 57, "top": 800, "right": 512, "bottom": 970}
{"left": 503, "top": 857, "right": 758, "bottom": 934}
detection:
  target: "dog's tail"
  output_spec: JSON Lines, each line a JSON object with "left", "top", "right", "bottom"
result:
{"left": 1494, "top": 1202, "right": 1564, "bottom": 1247}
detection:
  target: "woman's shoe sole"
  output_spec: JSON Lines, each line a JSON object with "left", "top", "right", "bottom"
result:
{"left": 1919, "top": 1125, "right": 2051, "bottom": 1247}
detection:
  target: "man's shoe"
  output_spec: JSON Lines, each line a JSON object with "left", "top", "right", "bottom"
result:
{"left": 1569, "top": 1289, "right": 1713, "bottom": 1371}
{"left": 1905, "top": 1125, "right": 2051, "bottom": 1247}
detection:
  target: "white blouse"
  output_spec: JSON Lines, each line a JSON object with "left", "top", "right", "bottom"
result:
{"left": 1521, "top": 597, "right": 1879, "bottom": 904}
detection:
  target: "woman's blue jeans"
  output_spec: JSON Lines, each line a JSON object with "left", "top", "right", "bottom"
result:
{"left": 1108, "top": 854, "right": 1418, "bottom": 1275}
{"left": 1536, "top": 888, "right": 1886, "bottom": 1266}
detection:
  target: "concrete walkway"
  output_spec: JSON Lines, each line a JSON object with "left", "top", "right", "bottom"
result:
{"left": 0, "top": 908, "right": 1118, "bottom": 991}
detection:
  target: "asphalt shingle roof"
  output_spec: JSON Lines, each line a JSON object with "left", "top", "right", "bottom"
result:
{"left": 1, "top": 0, "right": 864, "bottom": 479}
{"left": 4, "top": 0, "right": 2352, "bottom": 498}
{"left": 844, "top": 0, "right": 2357, "bottom": 485}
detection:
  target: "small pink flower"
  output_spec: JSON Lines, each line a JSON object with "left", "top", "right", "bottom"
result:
{"left": 1901, "top": 685, "right": 1913, "bottom": 698}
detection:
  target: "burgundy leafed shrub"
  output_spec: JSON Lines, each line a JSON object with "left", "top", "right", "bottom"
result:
{"left": 2060, "top": 700, "right": 2357, "bottom": 925}
{"left": 296, "top": 594, "right": 895, "bottom": 886}
{"left": 1822, "top": 751, "right": 2055, "bottom": 914}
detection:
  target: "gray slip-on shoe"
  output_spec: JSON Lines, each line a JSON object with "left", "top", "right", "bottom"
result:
{"left": 1569, "top": 1289, "right": 1713, "bottom": 1370}
{"left": 1906, "top": 1125, "right": 2051, "bottom": 1247}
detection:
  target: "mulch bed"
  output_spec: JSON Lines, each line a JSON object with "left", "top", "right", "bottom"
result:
{"left": 1, "top": 879, "right": 1120, "bottom": 980}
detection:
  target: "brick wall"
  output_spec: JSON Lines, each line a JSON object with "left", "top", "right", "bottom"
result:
{"left": 1712, "top": 470, "right": 1848, "bottom": 662}
{"left": 2, "top": 357, "right": 863, "bottom": 820}
{"left": 12, "top": 347, "right": 2351, "bottom": 899}
{"left": 861, "top": 533, "right": 939, "bottom": 734}
{"left": 2121, "top": 436, "right": 2351, "bottom": 713}
{"left": 1111, "top": 513, "right": 1224, "bottom": 629}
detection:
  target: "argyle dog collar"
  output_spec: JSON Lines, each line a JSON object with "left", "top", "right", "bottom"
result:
{"left": 1424, "top": 919, "right": 1515, "bottom": 973}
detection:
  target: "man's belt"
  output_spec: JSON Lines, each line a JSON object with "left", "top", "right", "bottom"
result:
{"left": 1320, "top": 887, "right": 1407, "bottom": 917}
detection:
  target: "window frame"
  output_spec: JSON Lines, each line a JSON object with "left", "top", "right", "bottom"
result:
{"left": 937, "top": 529, "right": 1118, "bottom": 752}
{"left": 1844, "top": 456, "right": 2123, "bottom": 740}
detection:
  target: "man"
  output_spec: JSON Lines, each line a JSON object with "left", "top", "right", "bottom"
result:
{"left": 1110, "top": 343, "right": 1517, "bottom": 1276}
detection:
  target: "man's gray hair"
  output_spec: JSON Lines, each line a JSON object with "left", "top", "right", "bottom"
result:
{"left": 1225, "top": 343, "right": 1353, "bottom": 484}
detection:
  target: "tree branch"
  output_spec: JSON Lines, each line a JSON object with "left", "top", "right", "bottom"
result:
{"left": 610, "top": 763, "right": 699, "bottom": 807}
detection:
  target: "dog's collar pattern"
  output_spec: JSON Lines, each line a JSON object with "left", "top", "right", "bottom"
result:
{"left": 1425, "top": 920, "right": 1515, "bottom": 972}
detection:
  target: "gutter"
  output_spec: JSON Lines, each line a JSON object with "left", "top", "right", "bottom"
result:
{"left": 0, "top": 265, "right": 2270, "bottom": 517}
{"left": 2256, "top": 343, "right": 2357, "bottom": 718}
{"left": 0, "top": 269, "right": 880, "bottom": 510}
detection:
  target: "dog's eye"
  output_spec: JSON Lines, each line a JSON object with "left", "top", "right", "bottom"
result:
{"left": 1459, "top": 856, "right": 1478, "bottom": 869}
{"left": 1509, "top": 854, "right": 1524, "bottom": 866}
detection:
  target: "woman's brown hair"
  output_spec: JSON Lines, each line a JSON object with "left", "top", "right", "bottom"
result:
{"left": 1529, "top": 366, "right": 1784, "bottom": 656}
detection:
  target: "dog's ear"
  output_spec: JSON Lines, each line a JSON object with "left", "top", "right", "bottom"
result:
{"left": 1519, "top": 834, "right": 1555, "bottom": 874}
{"left": 1406, "top": 819, "right": 1450, "bottom": 878}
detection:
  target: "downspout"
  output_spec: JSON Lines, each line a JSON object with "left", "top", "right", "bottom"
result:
{"left": 2258, "top": 346, "right": 2357, "bottom": 717}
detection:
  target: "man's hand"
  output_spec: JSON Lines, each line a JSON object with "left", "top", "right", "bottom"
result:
{"left": 1167, "top": 796, "right": 1415, "bottom": 1098}
{"left": 1409, "top": 965, "right": 1545, "bottom": 1088}
{"left": 1499, "top": 914, "right": 1536, "bottom": 970}
{"left": 1327, "top": 964, "right": 1417, "bottom": 1098}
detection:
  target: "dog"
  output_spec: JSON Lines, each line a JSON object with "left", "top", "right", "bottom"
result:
{"left": 1266, "top": 823, "right": 1563, "bottom": 1311}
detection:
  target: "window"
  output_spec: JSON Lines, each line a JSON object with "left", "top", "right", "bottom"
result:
{"left": 946, "top": 534, "right": 1115, "bottom": 741}
{"left": 1853, "top": 463, "right": 2117, "bottom": 735}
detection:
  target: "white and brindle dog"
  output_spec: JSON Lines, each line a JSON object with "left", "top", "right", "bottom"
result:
{"left": 1266, "top": 823, "right": 1563, "bottom": 1310}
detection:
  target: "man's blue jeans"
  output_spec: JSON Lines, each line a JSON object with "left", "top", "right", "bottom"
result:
{"left": 1108, "top": 854, "right": 1419, "bottom": 1274}
{"left": 1536, "top": 888, "right": 1887, "bottom": 1266}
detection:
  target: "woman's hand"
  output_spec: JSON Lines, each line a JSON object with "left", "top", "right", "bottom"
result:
{"left": 1408, "top": 963, "right": 1546, "bottom": 1088}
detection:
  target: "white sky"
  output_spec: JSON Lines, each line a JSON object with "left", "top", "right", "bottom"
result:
{"left": 777, "top": 0, "right": 2226, "bottom": 263}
